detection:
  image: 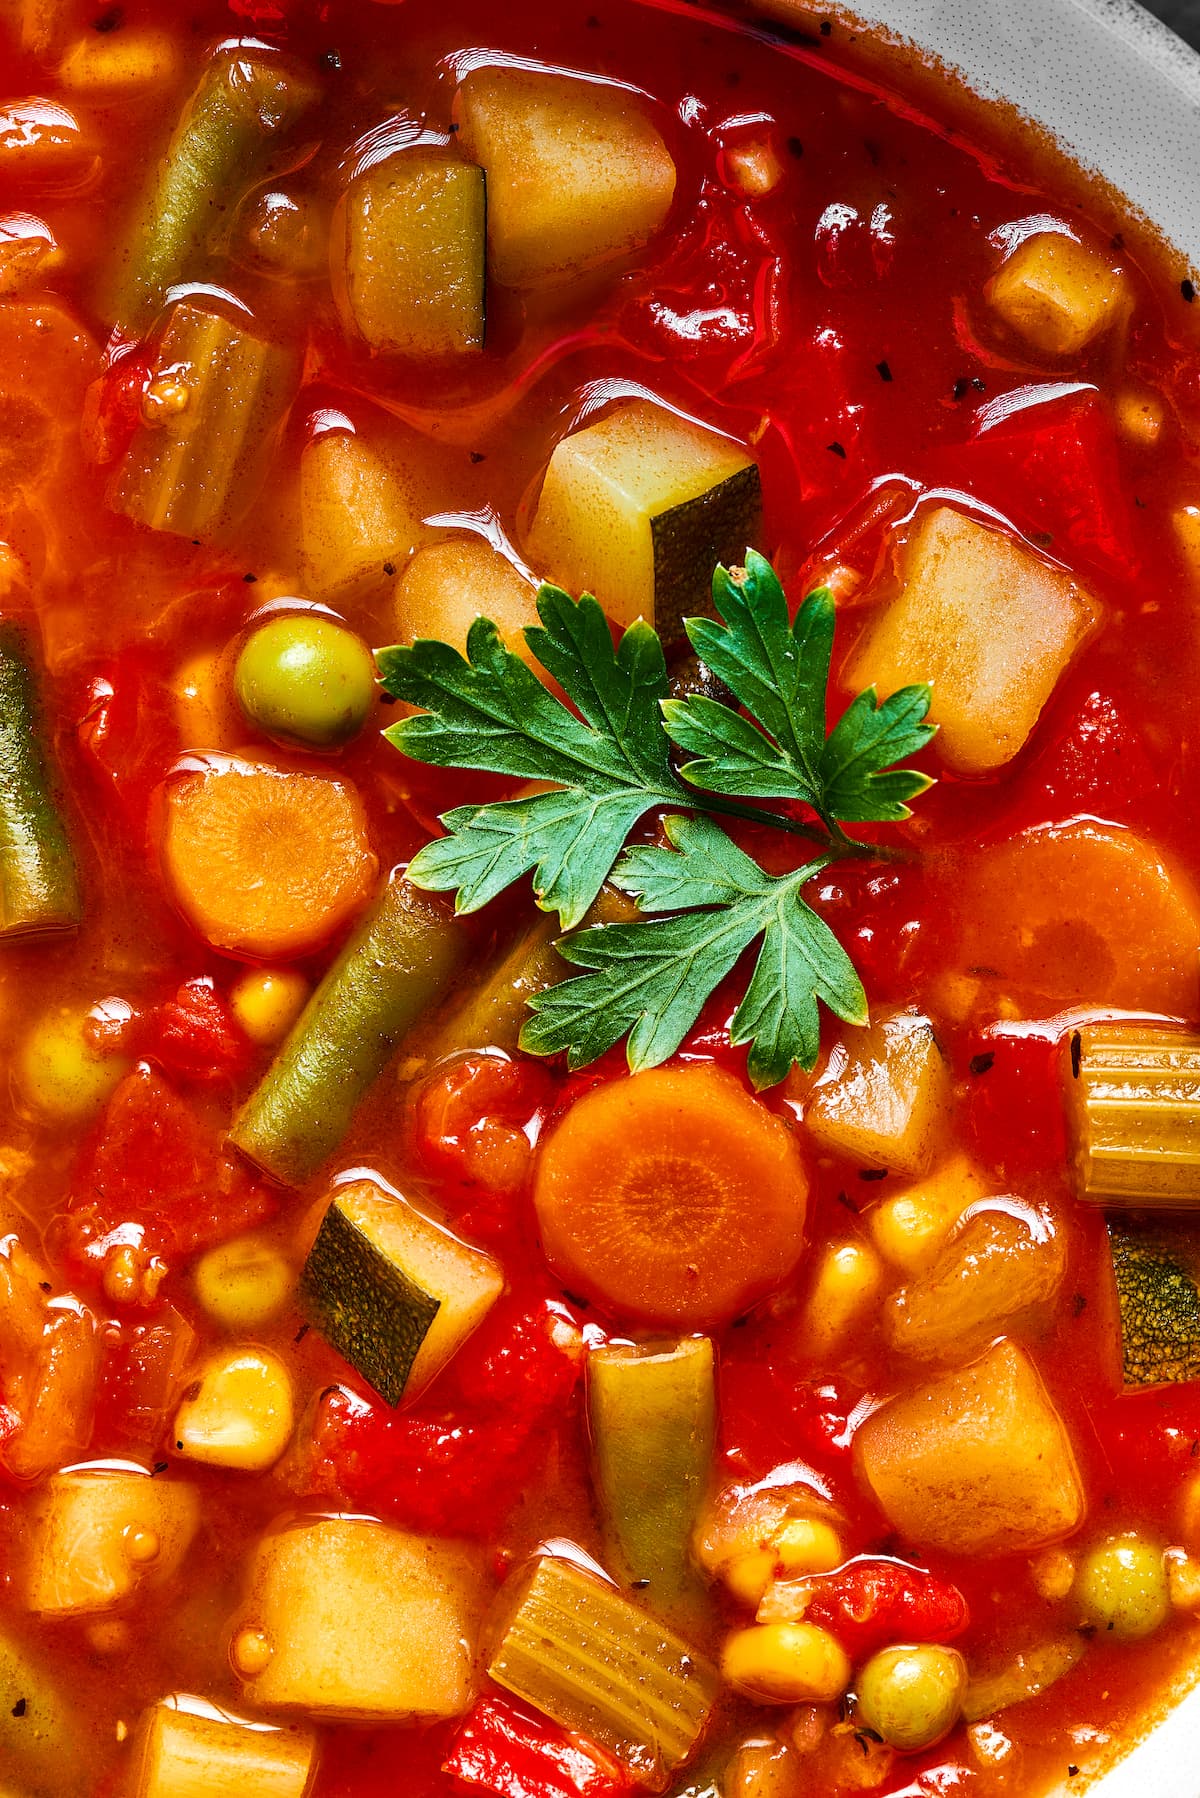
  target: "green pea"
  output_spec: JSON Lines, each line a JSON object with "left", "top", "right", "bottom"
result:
{"left": 855, "top": 1644, "right": 967, "bottom": 1752}
{"left": 1075, "top": 1534, "right": 1169, "bottom": 1641}
{"left": 234, "top": 614, "right": 375, "bottom": 748}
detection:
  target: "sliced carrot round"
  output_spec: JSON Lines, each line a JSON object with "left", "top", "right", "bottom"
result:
{"left": 954, "top": 821, "right": 1200, "bottom": 1018}
{"left": 532, "top": 1063, "right": 808, "bottom": 1329}
{"left": 161, "top": 760, "right": 378, "bottom": 960}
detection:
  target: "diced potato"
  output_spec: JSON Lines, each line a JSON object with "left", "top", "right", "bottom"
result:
{"left": 231, "top": 1515, "right": 486, "bottom": 1718}
{"left": 24, "top": 1467, "right": 200, "bottom": 1616}
{"left": 845, "top": 507, "right": 1099, "bottom": 774}
{"left": 455, "top": 66, "right": 676, "bottom": 288}
{"left": 804, "top": 1009, "right": 950, "bottom": 1178}
{"left": 299, "top": 429, "right": 423, "bottom": 601}
{"left": 955, "top": 821, "right": 1200, "bottom": 1018}
{"left": 193, "top": 1231, "right": 295, "bottom": 1329}
{"left": 336, "top": 150, "right": 485, "bottom": 359}
{"left": 985, "top": 231, "right": 1126, "bottom": 358}
{"left": 855, "top": 1339, "right": 1085, "bottom": 1557}
{"left": 882, "top": 1202, "right": 1067, "bottom": 1361}
{"left": 1174, "top": 502, "right": 1200, "bottom": 581}
{"left": 866, "top": 1155, "right": 991, "bottom": 1276}
{"left": 129, "top": 1698, "right": 317, "bottom": 1798}
{"left": 796, "top": 1238, "right": 885, "bottom": 1357}
{"left": 393, "top": 537, "right": 539, "bottom": 657}
{"left": 173, "top": 1345, "right": 295, "bottom": 1473}
{"left": 526, "top": 398, "right": 761, "bottom": 640}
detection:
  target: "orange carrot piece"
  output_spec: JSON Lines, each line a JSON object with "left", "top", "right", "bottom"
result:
{"left": 954, "top": 821, "right": 1200, "bottom": 1018}
{"left": 532, "top": 1064, "right": 808, "bottom": 1329}
{"left": 160, "top": 760, "right": 378, "bottom": 960}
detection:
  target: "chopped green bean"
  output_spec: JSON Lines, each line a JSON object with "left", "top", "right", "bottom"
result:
{"left": 0, "top": 623, "right": 80, "bottom": 941}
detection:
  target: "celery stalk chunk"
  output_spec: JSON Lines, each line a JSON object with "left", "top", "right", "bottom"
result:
{"left": 0, "top": 622, "right": 81, "bottom": 939}
{"left": 337, "top": 149, "right": 486, "bottom": 358}
{"left": 1069, "top": 1024, "right": 1200, "bottom": 1206}
{"left": 110, "top": 50, "right": 319, "bottom": 333}
{"left": 108, "top": 300, "right": 300, "bottom": 543}
{"left": 588, "top": 1336, "right": 715, "bottom": 1610}
{"left": 129, "top": 1700, "right": 317, "bottom": 1798}
{"left": 231, "top": 873, "right": 467, "bottom": 1186}
{"left": 487, "top": 1554, "right": 718, "bottom": 1788}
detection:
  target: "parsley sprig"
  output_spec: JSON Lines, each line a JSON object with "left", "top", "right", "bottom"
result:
{"left": 376, "top": 550, "right": 934, "bottom": 1088}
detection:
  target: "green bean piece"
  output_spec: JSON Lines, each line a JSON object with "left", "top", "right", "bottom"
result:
{"left": 0, "top": 624, "right": 81, "bottom": 941}
{"left": 231, "top": 873, "right": 468, "bottom": 1186}
{"left": 109, "top": 49, "right": 319, "bottom": 333}
{"left": 108, "top": 300, "right": 301, "bottom": 542}
{"left": 588, "top": 1336, "right": 715, "bottom": 1615}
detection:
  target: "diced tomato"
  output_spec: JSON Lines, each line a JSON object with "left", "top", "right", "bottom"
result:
{"left": 63, "top": 1064, "right": 275, "bottom": 1275}
{"left": 309, "top": 1303, "right": 583, "bottom": 1536}
{"left": 92, "top": 1308, "right": 197, "bottom": 1455}
{"left": 74, "top": 653, "right": 178, "bottom": 833}
{"left": 81, "top": 351, "right": 151, "bottom": 467}
{"left": 804, "top": 1557, "right": 970, "bottom": 1659}
{"left": 720, "top": 1357, "right": 865, "bottom": 1482}
{"left": 445, "top": 1696, "right": 633, "bottom": 1798}
{"left": 1089, "top": 1385, "right": 1200, "bottom": 1518}
{"left": 1017, "top": 688, "right": 1161, "bottom": 829}
{"left": 141, "top": 978, "right": 252, "bottom": 1085}
{"left": 964, "top": 1023, "right": 1070, "bottom": 1178}
{"left": 414, "top": 1054, "right": 556, "bottom": 1205}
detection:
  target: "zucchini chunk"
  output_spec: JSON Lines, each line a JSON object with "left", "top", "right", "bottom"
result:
{"left": 1107, "top": 1220, "right": 1200, "bottom": 1389}
{"left": 845, "top": 505, "right": 1098, "bottom": 774}
{"left": 455, "top": 66, "right": 676, "bottom": 289}
{"left": 300, "top": 1177, "right": 503, "bottom": 1407}
{"left": 231, "top": 873, "right": 468, "bottom": 1187}
{"left": 129, "top": 1698, "right": 317, "bottom": 1798}
{"left": 526, "top": 399, "right": 761, "bottom": 641}
{"left": 108, "top": 300, "right": 301, "bottom": 542}
{"left": 1069, "top": 1024, "right": 1200, "bottom": 1206}
{"left": 487, "top": 1552, "right": 719, "bottom": 1786}
{"left": 23, "top": 1466, "right": 200, "bottom": 1617}
{"left": 336, "top": 149, "right": 486, "bottom": 358}
{"left": 231, "top": 1515, "right": 486, "bottom": 1719}
{"left": 300, "top": 428, "right": 423, "bottom": 602}
{"left": 986, "top": 231, "right": 1126, "bottom": 358}
{"left": 587, "top": 1335, "right": 715, "bottom": 1612}
{"left": 109, "top": 49, "right": 320, "bottom": 332}
{"left": 0, "top": 622, "right": 81, "bottom": 940}
{"left": 804, "top": 1009, "right": 951, "bottom": 1178}
{"left": 855, "top": 1339, "right": 1084, "bottom": 1558}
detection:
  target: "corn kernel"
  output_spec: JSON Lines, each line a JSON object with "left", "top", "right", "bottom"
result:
{"left": 724, "top": 137, "right": 784, "bottom": 198}
{"left": 1029, "top": 1545, "right": 1075, "bottom": 1602}
{"left": 193, "top": 1233, "right": 294, "bottom": 1332}
{"left": 798, "top": 1240, "right": 884, "bottom": 1356}
{"left": 229, "top": 967, "right": 309, "bottom": 1046}
{"left": 58, "top": 28, "right": 182, "bottom": 92}
{"left": 986, "top": 232, "right": 1126, "bottom": 358}
{"left": 173, "top": 1346, "right": 295, "bottom": 1473}
{"left": 773, "top": 1518, "right": 843, "bottom": 1578}
{"left": 230, "top": 1625, "right": 274, "bottom": 1678}
{"left": 867, "top": 1155, "right": 988, "bottom": 1276}
{"left": 725, "top": 1549, "right": 779, "bottom": 1607}
{"left": 722, "top": 1622, "right": 851, "bottom": 1705}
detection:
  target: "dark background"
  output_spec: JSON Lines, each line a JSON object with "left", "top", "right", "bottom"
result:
{"left": 1143, "top": 0, "right": 1200, "bottom": 47}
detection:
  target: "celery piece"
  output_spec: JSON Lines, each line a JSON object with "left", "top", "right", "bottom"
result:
{"left": 961, "top": 1635, "right": 1085, "bottom": 1724}
{"left": 231, "top": 874, "right": 467, "bottom": 1186}
{"left": 1069, "top": 1024, "right": 1200, "bottom": 1206}
{"left": 108, "top": 300, "right": 300, "bottom": 542}
{"left": 0, "top": 622, "right": 81, "bottom": 940}
{"left": 109, "top": 50, "right": 319, "bottom": 333}
{"left": 338, "top": 149, "right": 486, "bottom": 358}
{"left": 588, "top": 1337, "right": 715, "bottom": 1613}
{"left": 487, "top": 1554, "right": 719, "bottom": 1788}
{"left": 0, "top": 1615, "right": 89, "bottom": 1796}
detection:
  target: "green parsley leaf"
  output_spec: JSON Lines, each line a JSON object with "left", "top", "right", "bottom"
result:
{"left": 522, "top": 815, "right": 867, "bottom": 1087}
{"left": 664, "top": 549, "right": 936, "bottom": 824}
{"left": 376, "top": 588, "right": 685, "bottom": 928}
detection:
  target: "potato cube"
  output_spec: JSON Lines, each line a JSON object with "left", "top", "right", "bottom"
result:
{"left": 455, "top": 67, "right": 676, "bottom": 289}
{"left": 394, "top": 537, "right": 539, "bottom": 658}
{"left": 129, "top": 1699, "right": 317, "bottom": 1798}
{"left": 299, "top": 430, "right": 422, "bottom": 601}
{"left": 986, "top": 231, "right": 1126, "bottom": 357}
{"left": 24, "top": 1469, "right": 200, "bottom": 1616}
{"left": 846, "top": 506, "right": 1098, "bottom": 774}
{"left": 231, "top": 1516, "right": 486, "bottom": 1718}
{"left": 855, "top": 1339, "right": 1084, "bottom": 1557}
{"left": 526, "top": 398, "right": 761, "bottom": 640}
{"left": 804, "top": 1009, "right": 950, "bottom": 1177}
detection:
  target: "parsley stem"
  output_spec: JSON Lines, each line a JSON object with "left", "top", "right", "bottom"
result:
{"left": 691, "top": 792, "right": 880, "bottom": 860}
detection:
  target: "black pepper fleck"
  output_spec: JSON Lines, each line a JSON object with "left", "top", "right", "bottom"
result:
{"left": 294, "top": 1322, "right": 310, "bottom": 1344}
{"left": 820, "top": 16, "right": 833, "bottom": 34}
{"left": 1070, "top": 1030, "right": 1082, "bottom": 1078}
{"left": 786, "top": 136, "right": 804, "bottom": 159}
{"left": 971, "top": 376, "right": 987, "bottom": 393}
{"left": 12, "top": 1698, "right": 26, "bottom": 1718}
{"left": 631, "top": 1577, "right": 650, "bottom": 1588}
{"left": 952, "top": 378, "right": 970, "bottom": 401}
{"left": 469, "top": 450, "right": 486, "bottom": 464}
{"left": 1073, "top": 1292, "right": 1087, "bottom": 1316}
{"left": 39, "top": 1280, "right": 51, "bottom": 1292}
{"left": 152, "top": 1460, "right": 168, "bottom": 1476}
{"left": 1068, "top": 1770, "right": 1079, "bottom": 1781}
{"left": 827, "top": 440, "right": 847, "bottom": 459}
{"left": 1183, "top": 278, "right": 1196, "bottom": 304}
{"left": 876, "top": 359, "right": 893, "bottom": 383}
{"left": 382, "top": 561, "right": 396, "bottom": 576}
{"left": 968, "top": 1051, "right": 994, "bottom": 1077}
{"left": 320, "top": 49, "right": 342, "bottom": 70}
{"left": 243, "top": 572, "right": 257, "bottom": 584}
{"left": 835, "top": 1188, "right": 859, "bottom": 1212}
{"left": 379, "top": 692, "right": 397, "bottom": 706}
{"left": 859, "top": 1167, "right": 888, "bottom": 1182}
{"left": 93, "top": 6, "right": 123, "bottom": 30}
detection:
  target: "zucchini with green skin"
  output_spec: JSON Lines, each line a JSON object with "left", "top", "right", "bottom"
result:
{"left": 0, "top": 623, "right": 81, "bottom": 940}
{"left": 231, "top": 873, "right": 467, "bottom": 1186}
{"left": 1108, "top": 1220, "right": 1200, "bottom": 1388}
{"left": 108, "top": 300, "right": 301, "bottom": 542}
{"left": 301, "top": 1177, "right": 503, "bottom": 1406}
{"left": 588, "top": 1336, "right": 715, "bottom": 1612}
{"left": 337, "top": 149, "right": 486, "bottom": 358}
{"left": 109, "top": 50, "right": 320, "bottom": 333}
{"left": 487, "top": 1553, "right": 719, "bottom": 1787}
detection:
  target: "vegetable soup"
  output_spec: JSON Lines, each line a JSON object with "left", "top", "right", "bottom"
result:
{"left": 1, "top": 1, "right": 1200, "bottom": 1795}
